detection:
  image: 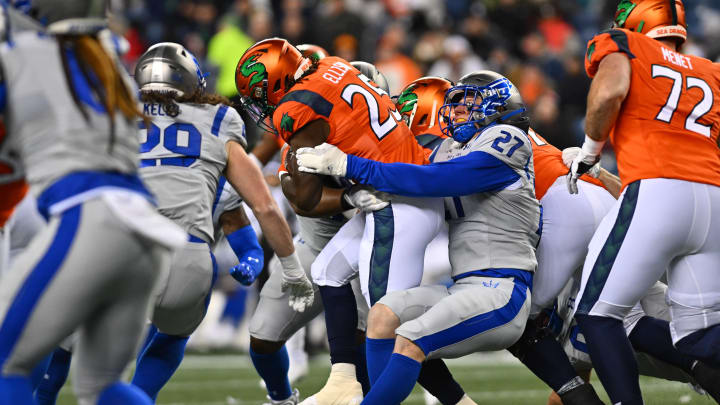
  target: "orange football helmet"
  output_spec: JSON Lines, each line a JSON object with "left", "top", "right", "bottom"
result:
{"left": 235, "top": 38, "right": 309, "bottom": 131}
{"left": 614, "top": 0, "right": 687, "bottom": 44}
{"left": 296, "top": 43, "right": 328, "bottom": 61}
{"left": 395, "top": 77, "right": 452, "bottom": 136}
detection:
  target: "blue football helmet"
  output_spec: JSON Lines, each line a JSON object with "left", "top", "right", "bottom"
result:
{"left": 439, "top": 71, "right": 529, "bottom": 143}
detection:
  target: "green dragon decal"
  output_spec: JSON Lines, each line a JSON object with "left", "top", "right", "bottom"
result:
{"left": 396, "top": 85, "right": 418, "bottom": 114}
{"left": 280, "top": 113, "right": 294, "bottom": 133}
{"left": 239, "top": 53, "right": 267, "bottom": 89}
{"left": 614, "top": 0, "right": 637, "bottom": 28}
{"left": 587, "top": 42, "right": 596, "bottom": 62}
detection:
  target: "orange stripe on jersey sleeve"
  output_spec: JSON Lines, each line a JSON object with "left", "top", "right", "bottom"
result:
{"left": 585, "top": 29, "right": 636, "bottom": 78}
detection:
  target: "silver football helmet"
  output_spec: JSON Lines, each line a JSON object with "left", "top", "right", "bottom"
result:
{"left": 350, "top": 61, "right": 390, "bottom": 94}
{"left": 12, "top": 0, "right": 107, "bottom": 34}
{"left": 134, "top": 42, "right": 207, "bottom": 96}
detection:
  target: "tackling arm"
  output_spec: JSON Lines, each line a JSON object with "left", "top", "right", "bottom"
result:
{"left": 343, "top": 151, "right": 520, "bottom": 197}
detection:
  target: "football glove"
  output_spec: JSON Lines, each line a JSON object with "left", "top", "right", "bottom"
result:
{"left": 229, "top": 257, "right": 262, "bottom": 285}
{"left": 343, "top": 184, "right": 390, "bottom": 212}
{"left": 296, "top": 143, "right": 348, "bottom": 177}
{"left": 562, "top": 147, "right": 601, "bottom": 178}
{"left": 279, "top": 252, "right": 314, "bottom": 313}
{"left": 566, "top": 136, "right": 603, "bottom": 194}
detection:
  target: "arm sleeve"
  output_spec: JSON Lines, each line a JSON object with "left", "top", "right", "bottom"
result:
{"left": 585, "top": 29, "right": 636, "bottom": 78}
{"left": 345, "top": 150, "right": 520, "bottom": 197}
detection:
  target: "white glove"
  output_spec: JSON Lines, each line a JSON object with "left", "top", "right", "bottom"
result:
{"left": 562, "top": 147, "right": 601, "bottom": 178}
{"left": 566, "top": 136, "right": 603, "bottom": 194}
{"left": 296, "top": 143, "right": 348, "bottom": 177}
{"left": 343, "top": 184, "right": 390, "bottom": 212}
{"left": 278, "top": 252, "right": 314, "bottom": 312}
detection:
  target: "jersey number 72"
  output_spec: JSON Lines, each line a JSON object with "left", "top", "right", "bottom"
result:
{"left": 652, "top": 64, "right": 714, "bottom": 138}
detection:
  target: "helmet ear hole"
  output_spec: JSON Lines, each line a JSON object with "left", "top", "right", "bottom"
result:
{"left": 273, "top": 79, "right": 281, "bottom": 92}
{"left": 418, "top": 114, "right": 428, "bottom": 126}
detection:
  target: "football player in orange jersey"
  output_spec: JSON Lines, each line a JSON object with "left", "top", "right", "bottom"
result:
{"left": 566, "top": 1, "right": 720, "bottom": 403}
{"left": 236, "top": 39, "right": 444, "bottom": 405}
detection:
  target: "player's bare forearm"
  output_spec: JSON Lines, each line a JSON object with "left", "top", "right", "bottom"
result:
{"left": 281, "top": 174, "right": 346, "bottom": 217}
{"left": 219, "top": 205, "right": 251, "bottom": 236}
{"left": 286, "top": 120, "right": 330, "bottom": 211}
{"left": 585, "top": 52, "right": 631, "bottom": 142}
{"left": 225, "top": 141, "right": 295, "bottom": 257}
{"left": 598, "top": 168, "right": 622, "bottom": 198}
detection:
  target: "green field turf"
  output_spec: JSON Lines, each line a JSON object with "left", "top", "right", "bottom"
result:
{"left": 55, "top": 352, "right": 715, "bottom": 405}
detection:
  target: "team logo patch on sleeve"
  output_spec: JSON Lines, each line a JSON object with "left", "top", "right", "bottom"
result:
{"left": 280, "top": 112, "right": 294, "bottom": 132}
{"left": 586, "top": 42, "right": 596, "bottom": 62}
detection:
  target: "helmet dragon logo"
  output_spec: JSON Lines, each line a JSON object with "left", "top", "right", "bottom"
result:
{"left": 614, "top": 0, "right": 637, "bottom": 27}
{"left": 396, "top": 85, "right": 418, "bottom": 114}
{"left": 239, "top": 53, "right": 268, "bottom": 89}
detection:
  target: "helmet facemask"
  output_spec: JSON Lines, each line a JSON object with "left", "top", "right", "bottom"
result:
{"left": 239, "top": 79, "right": 277, "bottom": 134}
{"left": 439, "top": 78, "right": 520, "bottom": 143}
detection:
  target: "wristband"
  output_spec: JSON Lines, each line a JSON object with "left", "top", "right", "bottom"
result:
{"left": 278, "top": 251, "right": 302, "bottom": 273}
{"left": 581, "top": 135, "right": 605, "bottom": 156}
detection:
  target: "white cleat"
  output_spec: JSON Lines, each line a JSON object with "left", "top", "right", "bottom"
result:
{"left": 263, "top": 388, "right": 300, "bottom": 405}
{"left": 455, "top": 394, "right": 478, "bottom": 405}
{"left": 299, "top": 363, "right": 363, "bottom": 405}
{"left": 423, "top": 388, "right": 440, "bottom": 405}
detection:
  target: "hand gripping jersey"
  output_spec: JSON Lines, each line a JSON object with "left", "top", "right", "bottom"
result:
{"left": 586, "top": 28, "right": 720, "bottom": 189}
{"left": 139, "top": 102, "right": 246, "bottom": 243}
{"left": 433, "top": 125, "right": 540, "bottom": 276}
{"left": 528, "top": 128, "right": 603, "bottom": 200}
{"left": 273, "top": 57, "right": 426, "bottom": 165}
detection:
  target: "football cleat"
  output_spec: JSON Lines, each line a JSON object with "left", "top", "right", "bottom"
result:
{"left": 690, "top": 360, "right": 720, "bottom": 402}
{"left": 263, "top": 388, "right": 300, "bottom": 405}
{"left": 298, "top": 363, "right": 363, "bottom": 405}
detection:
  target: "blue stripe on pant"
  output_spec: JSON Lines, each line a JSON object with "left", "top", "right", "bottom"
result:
{"left": 414, "top": 276, "right": 529, "bottom": 356}
{"left": 577, "top": 181, "right": 640, "bottom": 315}
{"left": 0, "top": 205, "right": 81, "bottom": 370}
{"left": 368, "top": 204, "right": 394, "bottom": 306}
{"left": 203, "top": 251, "right": 219, "bottom": 315}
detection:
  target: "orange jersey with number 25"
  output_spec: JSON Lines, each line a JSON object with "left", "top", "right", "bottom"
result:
{"left": 586, "top": 28, "right": 720, "bottom": 190}
{"left": 273, "top": 57, "right": 426, "bottom": 165}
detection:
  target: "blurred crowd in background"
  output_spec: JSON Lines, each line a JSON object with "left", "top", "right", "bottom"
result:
{"left": 110, "top": 0, "right": 720, "bottom": 351}
{"left": 114, "top": 0, "right": 720, "bottom": 153}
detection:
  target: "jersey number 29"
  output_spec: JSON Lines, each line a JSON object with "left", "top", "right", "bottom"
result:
{"left": 139, "top": 122, "right": 202, "bottom": 167}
